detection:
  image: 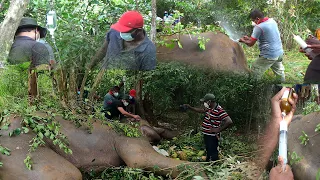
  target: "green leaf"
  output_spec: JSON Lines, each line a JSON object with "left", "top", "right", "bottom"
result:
{"left": 315, "top": 124, "right": 320, "bottom": 132}
{"left": 38, "top": 132, "right": 44, "bottom": 139}
{"left": 177, "top": 41, "right": 183, "bottom": 49}
{"left": 44, "top": 130, "right": 50, "bottom": 137}
{"left": 8, "top": 131, "right": 13, "bottom": 137}
{"left": 49, "top": 133, "right": 55, "bottom": 140}
{"left": 14, "top": 128, "right": 21, "bottom": 136}
{"left": 317, "top": 168, "right": 320, "bottom": 180}
{"left": 22, "top": 127, "right": 29, "bottom": 134}
{"left": 2, "top": 125, "right": 9, "bottom": 130}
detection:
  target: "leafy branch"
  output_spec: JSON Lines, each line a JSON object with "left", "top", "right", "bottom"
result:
{"left": 299, "top": 123, "right": 320, "bottom": 146}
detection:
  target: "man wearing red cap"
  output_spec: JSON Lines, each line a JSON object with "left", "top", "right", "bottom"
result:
{"left": 127, "top": 89, "right": 136, "bottom": 114}
{"left": 97, "top": 11, "right": 156, "bottom": 70}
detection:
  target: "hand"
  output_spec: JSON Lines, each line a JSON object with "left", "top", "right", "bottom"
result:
{"left": 209, "top": 127, "right": 220, "bottom": 133}
{"left": 132, "top": 115, "right": 141, "bottom": 121}
{"left": 183, "top": 104, "right": 191, "bottom": 108}
{"left": 271, "top": 87, "right": 298, "bottom": 126}
{"left": 269, "top": 156, "right": 294, "bottom": 180}
{"left": 306, "top": 38, "right": 320, "bottom": 54}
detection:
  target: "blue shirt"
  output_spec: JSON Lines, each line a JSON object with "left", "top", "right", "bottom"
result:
{"left": 102, "top": 29, "right": 156, "bottom": 70}
{"left": 251, "top": 18, "right": 283, "bottom": 59}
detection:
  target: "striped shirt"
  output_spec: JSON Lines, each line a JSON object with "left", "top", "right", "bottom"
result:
{"left": 201, "top": 103, "right": 229, "bottom": 136}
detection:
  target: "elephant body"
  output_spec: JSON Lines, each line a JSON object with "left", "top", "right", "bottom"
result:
{"left": 288, "top": 112, "right": 320, "bottom": 180}
{"left": 0, "top": 113, "right": 185, "bottom": 180}
{"left": 156, "top": 32, "right": 249, "bottom": 73}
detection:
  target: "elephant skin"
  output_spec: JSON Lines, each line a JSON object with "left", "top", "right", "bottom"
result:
{"left": 288, "top": 112, "right": 320, "bottom": 180}
{"left": 0, "top": 113, "right": 186, "bottom": 179}
{"left": 0, "top": 115, "right": 82, "bottom": 180}
{"left": 156, "top": 32, "right": 249, "bottom": 73}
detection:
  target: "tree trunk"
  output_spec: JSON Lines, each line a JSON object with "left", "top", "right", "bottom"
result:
{"left": 0, "top": 0, "right": 30, "bottom": 62}
{"left": 88, "top": 69, "right": 106, "bottom": 102}
{"left": 68, "top": 68, "right": 77, "bottom": 109}
{"left": 135, "top": 72, "right": 147, "bottom": 119}
{"left": 28, "top": 69, "right": 38, "bottom": 105}
{"left": 150, "top": 0, "right": 157, "bottom": 43}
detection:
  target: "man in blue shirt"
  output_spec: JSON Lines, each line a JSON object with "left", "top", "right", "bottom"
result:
{"left": 100, "top": 10, "right": 156, "bottom": 70}
{"left": 240, "top": 9, "right": 285, "bottom": 82}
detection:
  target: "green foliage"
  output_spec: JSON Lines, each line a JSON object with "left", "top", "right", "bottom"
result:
{"left": 197, "top": 36, "right": 210, "bottom": 50}
{"left": 288, "top": 151, "right": 303, "bottom": 166}
{"left": 23, "top": 115, "right": 72, "bottom": 154}
{"left": 83, "top": 167, "right": 163, "bottom": 180}
{"left": 24, "top": 155, "right": 33, "bottom": 170}
{"left": 317, "top": 168, "right": 320, "bottom": 180}
{"left": 0, "top": 145, "right": 11, "bottom": 156}
{"left": 106, "top": 121, "right": 141, "bottom": 137}
{"left": 142, "top": 62, "right": 276, "bottom": 131}
{"left": 0, "top": 145, "right": 11, "bottom": 168}
{"left": 299, "top": 131, "right": 309, "bottom": 146}
{"left": 316, "top": 124, "right": 320, "bottom": 132}
{"left": 8, "top": 128, "right": 22, "bottom": 137}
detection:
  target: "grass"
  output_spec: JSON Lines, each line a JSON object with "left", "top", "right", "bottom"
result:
{"left": 242, "top": 45, "right": 310, "bottom": 84}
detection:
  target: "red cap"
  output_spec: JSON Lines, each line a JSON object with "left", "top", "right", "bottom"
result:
{"left": 129, "top": 89, "right": 136, "bottom": 98}
{"left": 111, "top": 11, "right": 144, "bottom": 32}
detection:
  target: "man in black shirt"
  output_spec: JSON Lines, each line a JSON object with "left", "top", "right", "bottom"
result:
{"left": 300, "top": 37, "right": 320, "bottom": 83}
{"left": 8, "top": 17, "right": 55, "bottom": 100}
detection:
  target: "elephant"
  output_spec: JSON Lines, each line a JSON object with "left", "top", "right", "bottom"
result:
{"left": 156, "top": 32, "right": 249, "bottom": 73}
{"left": 0, "top": 112, "right": 190, "bottom": 180}
{"left": 288, "top": 112, "right": 320, "bottom": 180}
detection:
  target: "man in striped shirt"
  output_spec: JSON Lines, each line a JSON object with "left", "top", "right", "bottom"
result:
{"left": 184, "top": 93, "right": 233, "bottom": 161}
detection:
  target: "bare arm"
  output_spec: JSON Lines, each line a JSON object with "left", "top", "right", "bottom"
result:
{"left": 218, "top": 116, "right": 233, "bottom": 132}
{"left": 117, "top": 107, "right": 140, "bottom": 120}
{"left": 239, "top": 36, "right": 257, "bottom": 47}
{"left": 184, "top": 104, "right": 205, "bottom": 113}
{"left": 255, "top": 88, "right": 298, "bottom": 173}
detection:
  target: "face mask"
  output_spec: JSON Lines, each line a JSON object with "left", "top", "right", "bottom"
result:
{"left": 77, "top": 91, "right": 80, "bottom": 95}
{"left": 123, "top": 101, "right": 129, "bottom": 106}
{"left": 120, "top": 32, "right": 134, "bottom": 41}
{"left": 251, "top": 21, "right": 257, "bottom": 26}
{"left": 113, "top": 92, "right": 119, "bottom": 97}
{"left": 129, "top": 95, "right": 133, "bottom": 100}
{"left": 204, "top": 102, "right": 210, "bottom": 109}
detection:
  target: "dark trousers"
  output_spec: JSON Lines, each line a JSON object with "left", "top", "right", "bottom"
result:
{"left": 204, "top": 134, "right": 219, "bottom": 162}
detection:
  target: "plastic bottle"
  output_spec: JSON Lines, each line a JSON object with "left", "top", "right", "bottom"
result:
{"left": 293, "top": 34, "right": 313, "bottom": 53}
{"left": 46, "top": 10, "right": 57, "bottom": 36}
{"left": 280, "top": 88, "right": 293, "bottom": 116}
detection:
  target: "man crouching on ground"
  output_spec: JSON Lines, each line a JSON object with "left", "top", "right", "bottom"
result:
{"left": 183, "top": 93, "right": 233, "bottom": 161}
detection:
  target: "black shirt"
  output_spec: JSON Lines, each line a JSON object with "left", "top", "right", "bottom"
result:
{"left": 304, "top": 55, "right": 320, "bottom": 83}
{"left": 8, "top": 36, "right": 50, "bottom": 68}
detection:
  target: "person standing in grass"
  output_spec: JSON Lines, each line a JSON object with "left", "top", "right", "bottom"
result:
{"left": 183, "top": 93, "right": 233, "bottom": 162}
{"left": 239, "top": 9, "right": 285, "bottom": 82}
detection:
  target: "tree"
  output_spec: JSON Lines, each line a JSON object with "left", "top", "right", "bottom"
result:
{"left": 0, "top": 0, "right": 30, "bottom": 62}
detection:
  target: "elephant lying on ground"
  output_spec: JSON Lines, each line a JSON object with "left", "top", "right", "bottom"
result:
{"left": 288, "top": 112, "right": 320, "bottom": 180}
{"left": 0, "top": 112, "right": 188, "bottom": 180}
{"left": 156, "top": 32, "right": 249, "bottom": 73}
